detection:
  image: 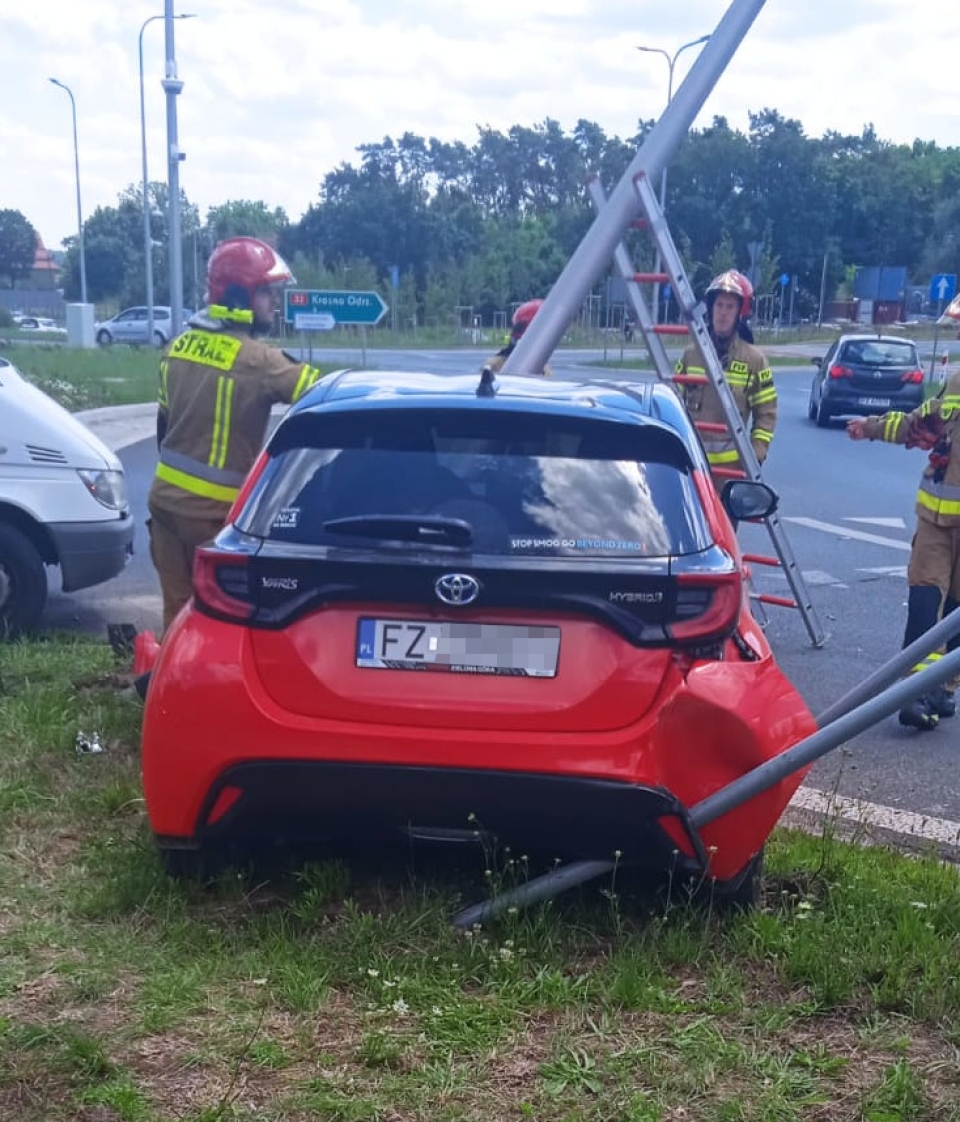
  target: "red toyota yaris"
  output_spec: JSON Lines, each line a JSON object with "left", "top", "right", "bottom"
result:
{"left": 141, "top": 369, "right": 816, "bottom": 901}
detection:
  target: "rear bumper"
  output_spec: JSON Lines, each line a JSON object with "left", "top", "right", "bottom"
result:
{"left": 823, "top": 385, "right": 923, "bottom": 417}
{"left": 156, "top": 761, "right": 707, "bottom": 874}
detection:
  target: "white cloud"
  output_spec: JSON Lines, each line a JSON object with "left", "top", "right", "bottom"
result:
{"left": 4, "top": 0, "right": 960, "bottom": 249}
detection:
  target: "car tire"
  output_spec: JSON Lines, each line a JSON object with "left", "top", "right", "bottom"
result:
{"left": 153, "top": 331, "right": 166, "bottom": 347}
{"left": 699, "top": 848, "right": 765, "bottom": 913}
{"left": 807, "top": 386, "right": 818, "bottom": 420}
{"left": 96, "top": 329, "right": 113, "bottom": 346}
{"left": 158, "top": 845, "right": 207, "bottom": 880}
{"left": 0, "top": 523, "right": 47, "bottom": 639}
{"left": 815, "top": 398, "right": 832, "bottom": 428}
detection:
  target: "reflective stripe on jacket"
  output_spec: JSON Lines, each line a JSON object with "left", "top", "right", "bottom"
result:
{"left": 862, "top": 374, "right": 960, "bottom": 527}
{"left": 675, "top": 334, "right": 777, "bottom": 469}
{"left": 149, "top": 322, "right": 323, "bottom": 521}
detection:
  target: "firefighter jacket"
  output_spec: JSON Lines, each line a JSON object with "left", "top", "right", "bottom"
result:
{"left": 484, "top": 343, "right": 553, "bottom": 378}
{"left": 675, "top": 334, "right": 777, "bottom": 470}
{"left": 861, "top": 372, "right": 960, "bottom": 528}
{"left": 149, "top": 317, "right": 323, "bottom": 523}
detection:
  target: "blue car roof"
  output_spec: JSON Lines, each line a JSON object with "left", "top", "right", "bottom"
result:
{"left": 287, "top": 368, "right": 694, "bottom": 436}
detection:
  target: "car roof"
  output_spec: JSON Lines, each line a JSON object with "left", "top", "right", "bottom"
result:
{"left": 837, "top": 333, "right": 917, "bottom": 345}
{"left": 287, "top": 368, "right": 691, "bottom": 431}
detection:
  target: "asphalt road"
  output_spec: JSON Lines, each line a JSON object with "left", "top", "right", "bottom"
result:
{"left": 45, "top": 347, "right": 960, "bottom": 824}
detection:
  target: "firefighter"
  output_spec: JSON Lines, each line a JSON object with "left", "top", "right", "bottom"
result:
{"left": 483, "top": 299, "right": 554, "bottom": 377}
{"left": 848, "top": 375, "right": 960, "bottom": 730}
{"left": 147, "top": 236, "right": 324, "bottom": 635}
{"left": 675, "top": 270, "right": 777, "bottom": 478}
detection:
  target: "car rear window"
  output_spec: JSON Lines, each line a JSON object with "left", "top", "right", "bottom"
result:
{"left": 841, "top": 340, "right": 918, "bottom": 366}
{"left": 238, "top": 408, "right": 712, "bottom": 559}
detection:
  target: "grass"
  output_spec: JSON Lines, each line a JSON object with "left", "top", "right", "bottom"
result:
{"left": 1, "top": 634, "right": 960, "bottom": 1121}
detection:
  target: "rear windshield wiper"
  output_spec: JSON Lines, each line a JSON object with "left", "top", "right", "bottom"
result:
{"left": 321, "top": 514, "right": 474, "bottom": 547}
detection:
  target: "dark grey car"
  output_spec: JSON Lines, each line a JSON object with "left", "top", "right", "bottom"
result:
{"left": 808, "top": 334, "right": 924, "bottom": 428}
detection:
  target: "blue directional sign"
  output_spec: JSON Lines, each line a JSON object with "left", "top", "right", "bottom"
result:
{"left": 779, "top": 272, "right": 790, "bottom": 287}
{"left": 285, "top": 289, "right": 388, "bottom": 327}
{"left": 930, "top": 273, "right": 957, "bottom": 305}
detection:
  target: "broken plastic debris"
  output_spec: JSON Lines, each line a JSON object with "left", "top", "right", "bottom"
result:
{"left": 75, "top": 731, "right": 104, "bottom": 755}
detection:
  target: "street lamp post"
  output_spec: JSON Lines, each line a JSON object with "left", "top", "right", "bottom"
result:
{"left": 636, "top": 34, "right": 710, "bottom": 322}
{"left": 140, "top": 12, "right": 196, "bottom": 346}
{"left": 48, "top": 77, "right": 87, "bottom": 305}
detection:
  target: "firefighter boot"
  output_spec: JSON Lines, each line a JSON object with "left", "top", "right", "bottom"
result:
{"left": 928, "top": 685, "right": 956, "bottom": 719}
{"left": 898, "top": 695, "right": 939, "bottom": 731}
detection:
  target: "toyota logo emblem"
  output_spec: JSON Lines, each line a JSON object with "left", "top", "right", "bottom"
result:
{"left": 434, "top": 573, "right": 480, "bottom": 606}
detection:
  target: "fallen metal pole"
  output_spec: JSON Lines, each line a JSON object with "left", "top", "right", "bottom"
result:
{"left": 451, "top": 859, "right": 616, "bottom": 930}
{"left": 690, "top": 645, "right": 960, "bottom": 829}
{"left": 816, "top": 607, "right": 960, "bottom": 727}
{"left": 502, "top": 0, "right": 767, "bottom": 376}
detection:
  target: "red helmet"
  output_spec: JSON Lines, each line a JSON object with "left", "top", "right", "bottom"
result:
{"left": 207, "top": 237, "right": 295, "bottom": 317}
{"left": 705, "top": 270, "right": 750, "bottom": 318}
{"left": 731, "top": 270, "right": 753, "bottom": 319}
{"left": 511, "top": 299, "right": 544, "bottom": 339}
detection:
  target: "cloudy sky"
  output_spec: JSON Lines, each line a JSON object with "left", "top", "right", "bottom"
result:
{"left": 5, "top": 0, "right": 959, "bottom": 251}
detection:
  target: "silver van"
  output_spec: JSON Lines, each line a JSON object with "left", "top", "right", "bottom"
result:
{"left": 0, "top": 357, "right": 134, "bottom": 636}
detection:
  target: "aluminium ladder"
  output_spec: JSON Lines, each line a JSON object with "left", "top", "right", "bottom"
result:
{"left": 587, "top": 171, "right": 828, "bottom": 648}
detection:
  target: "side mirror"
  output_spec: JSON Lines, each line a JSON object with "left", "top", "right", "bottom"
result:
{"left": 720, "top": 479, "right": 779, "bottom": 523}
{"left": 810, "top": 357, "right": 823, "bottom": 368}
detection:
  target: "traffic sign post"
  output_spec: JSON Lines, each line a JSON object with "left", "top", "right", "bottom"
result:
{"left": 930, "top": 273, "right": 957, "bottom": 310}
{"left": 284, "top": 289, "right": 388, "bottom": 327}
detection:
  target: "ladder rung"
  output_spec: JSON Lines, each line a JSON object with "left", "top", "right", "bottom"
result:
{"left": 631, "top": 272, "right": 669, "bottom": 284}
{"left": 743, "top": 553, "right": 781, "bottom": 567}
{"left": 652, "top": 325, "right": 689, "bottom": 335}
{"left": 672, "top": 373, "right": 708, "bottom": 386}
{"left": 751, "top": 593, "right": 798, "bottom": 609}
{"left": 629, "top": 218, "right": 648, "bottom": 229}
{"left": 710, "top": 467, "right": 746, "bottom": 479}
{"left": 695, "top": 422, "right": 729, "bottom": 434}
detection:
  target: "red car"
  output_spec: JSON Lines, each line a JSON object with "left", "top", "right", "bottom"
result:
{"left": 141, "top": 369, "right": 816, "bottom": 901}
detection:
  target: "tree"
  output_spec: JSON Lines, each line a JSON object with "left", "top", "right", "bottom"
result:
{"left": 0, "top": 210, "right": 38, "bottom": 288}
{"left": 205, "top": 201, "right": 289, "bottom": 244}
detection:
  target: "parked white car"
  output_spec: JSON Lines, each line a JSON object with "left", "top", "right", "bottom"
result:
{"left": 0, "top": 357, "right": 134, "bottom": 636}
{"left": 95, "top": 305, "right": 192, "bottom": 347}
{"left": 18, "top": 316, "right": 67, "bottom": 336}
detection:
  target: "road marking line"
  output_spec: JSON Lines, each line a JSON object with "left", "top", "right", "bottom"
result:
{"left": 784, "top": 517, "right": 911, "bottom": 551}
{"left": 845, "top": 516, "right": 908, "bottom": 529}
{"left": 856, "top": 565, "right": 908, "bottom": 578}
{"left": 790, "top": 786, "right": 960, "bottom": 852}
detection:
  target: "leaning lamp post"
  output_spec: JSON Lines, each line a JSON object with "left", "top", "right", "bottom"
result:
{"left": 140, "top": 12, "right": 197, "bottom": 345}
{"left": 635, "top": 35, "right": 710, "bottom": 323}
{"left": 48, "top": 77, "right": 88, "bottom": 305}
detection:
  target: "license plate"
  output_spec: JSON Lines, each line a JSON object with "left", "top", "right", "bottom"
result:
{"left": 858, "top": 396, "right": 891, "bottom": 409}
{"left": 356, "top": 618, "right": 560, "bottom": 677}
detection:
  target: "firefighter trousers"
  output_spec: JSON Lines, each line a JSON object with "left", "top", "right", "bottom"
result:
{"left": 904, "top": 519, "right": 960, "bottom": 690}
{"left": 147, "top": 502, "right": 224, "bottom": 635}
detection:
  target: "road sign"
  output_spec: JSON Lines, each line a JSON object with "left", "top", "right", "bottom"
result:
{"left": 285, "top": 289, "right": 388, "bottom": 327}
{"left": 930, "top": 273, "right": 957, "bottom": 305}
{"left": 661, "top": 283, "right": 672, "bottom": 303}
{"left": 293, "top": 312, "right": 335, "bottom": 332}
{"left": 779, "top": 272, "right": 790, "bottom": 287}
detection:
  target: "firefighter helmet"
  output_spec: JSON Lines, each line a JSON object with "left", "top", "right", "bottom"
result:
{"left": 207, "top": 237, "right": 295, "bottom": 314}
{"left": 511, "top": 299, "right": 544, "bottom": 339}
{"left": 705, "top": 270, "right": 749, "bottom": 316}
{"left": 731, "top": 270, "right": 753, "bottom": 319}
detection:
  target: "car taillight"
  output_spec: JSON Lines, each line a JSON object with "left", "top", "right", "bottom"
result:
{"left": 828, "top": 364, "right": 854, "bottom": 379}
{"left": 901, "top": 368, "right": 924, "bottom": 384}
{"left": 192, "top": 547, "right": 255, "bottom": 622}
{"left": 667, "top": 571, "right": 741, "bottom": 643}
